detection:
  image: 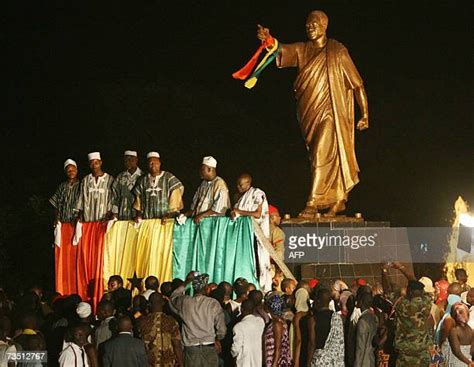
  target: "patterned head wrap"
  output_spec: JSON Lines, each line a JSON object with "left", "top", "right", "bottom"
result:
{"left": 192, "top": 273, "right": 209, "bottom": 292}
{"left": 451, "top": 302, "right": 469, "bottom": 325}
{"left": 264, "top": 293, "right": 285, "bottom": 316}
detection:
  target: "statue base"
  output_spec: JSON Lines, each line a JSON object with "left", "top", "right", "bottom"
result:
{"left": 281, "top": 218, "right": 413, "bottom": 288}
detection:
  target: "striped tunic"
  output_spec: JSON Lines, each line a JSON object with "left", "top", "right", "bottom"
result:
{"left": 111, "top": 168, "right": 143, "bottom": 220}
{"left": 191, "top": 176, "right": 230, "bottom": 215}
{"left": 49, "top": 181, "right": 81, "bottom": 223}
{"left": 76, "top": 173, "right": 114, "bottom": 222}
{"left": 132, "top": 171, "right": 183, "bottom": 219}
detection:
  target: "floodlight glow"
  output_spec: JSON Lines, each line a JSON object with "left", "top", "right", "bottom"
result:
{"left": 460, "top": 213, "right": 474, "bottom": 228}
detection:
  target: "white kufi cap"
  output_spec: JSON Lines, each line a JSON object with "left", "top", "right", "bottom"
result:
{"left": 124, "top": 150, "right": 137, "bottom": 157}
{"left": 63, "top": 159, "right": 77, "bottom": 170}
{"left": 87, "top": 152, "right": 101, "bottom": 161}
{"left": 202, "top": 156, "right": 217, "bottom": 168}
{"left": 147, "top": 151, "right": 160, "bottom": 159}
{"left": 76, "top": 302, "right": 92, "bottom": 318}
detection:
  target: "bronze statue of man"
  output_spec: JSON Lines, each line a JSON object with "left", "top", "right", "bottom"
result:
{"left": 257, "top": 11, "right": 369, "bottom": 216}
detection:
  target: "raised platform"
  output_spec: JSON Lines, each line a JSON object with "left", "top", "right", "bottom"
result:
{"left": 281, "top": 217, "right": 412, "bottom": 288}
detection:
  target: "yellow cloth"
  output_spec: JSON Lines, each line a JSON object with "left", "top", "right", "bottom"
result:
{"left": 136, "top": 218, "right": 174, "bottom": 283}
{"left": 103, "top": 220, "right": 139, "bottom": 289}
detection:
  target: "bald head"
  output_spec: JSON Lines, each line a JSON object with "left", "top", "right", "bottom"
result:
{"left": 118, "top": 315, "right": 133, "bottom": 333}
{"left": 149, "top": 292, "right": 164, "bottom": 312}
{"left": 307, "top": 11, "right": 329, "bottom": 30}
{"left": 236, "top": 173, "right": 252, "bottom": 194}
{"left": 448, "top": 282, "right": 462, "bottom": 296}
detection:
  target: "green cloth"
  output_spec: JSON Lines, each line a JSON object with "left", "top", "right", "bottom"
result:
{"left": 173, "top": 216, "right": 258, "bottom": 287}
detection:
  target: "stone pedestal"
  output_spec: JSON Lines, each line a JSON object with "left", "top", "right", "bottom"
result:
{"left": 281, "top": 217, "right": 413, "bottom": 288}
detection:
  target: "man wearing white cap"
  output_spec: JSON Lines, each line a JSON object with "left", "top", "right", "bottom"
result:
{"left": 188, "top": 156, "right": 230, "bottom": 224}
{"left": 76, "top": 152, "right": 114, "bottom": 222}
{"left": 111, "top": 151, "right": 143, "bottom": 220}
{"left": 50, "top": 159, "right": 81, "bottom": 295}
{"left": 132, "top": 152, "right": 184, "bottom": 219}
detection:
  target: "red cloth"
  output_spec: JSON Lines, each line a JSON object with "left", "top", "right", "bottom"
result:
{"left": 308, "top": 279, "right": 319, "bottom": 289}
{"left": 232, "top": 36, "right": 275, "bottom": 80}
{"left": 76, "top": 221, "right": 107, "bottom": 312}
{"left": 356, "top": 278, "right": 367, "bottom": 286}
{"left": 55, "top": 222, "right": 78, "bottom": 295}
{"left": 435, "top": 279, "right": 449, "bottom": 304}
{"left": 268, "top": 205, "right": 279, "bottom": 216}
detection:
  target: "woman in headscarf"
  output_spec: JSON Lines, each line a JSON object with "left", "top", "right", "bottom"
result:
{"left": 263, "top": 292, "right": 292, "bottom": 367}
{"left": 447, "top": 302, "right": 474, "bottom": 366}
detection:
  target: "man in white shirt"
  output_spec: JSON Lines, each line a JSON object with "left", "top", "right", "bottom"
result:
{"left": 231, "top": 299, "right": 265, "bottom": 367}
{"left": 59, "top": 324, "right": 90, "bottom": 367}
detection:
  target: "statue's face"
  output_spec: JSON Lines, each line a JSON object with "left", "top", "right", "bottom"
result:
{"left": 305, "top": 16, "right": 325, "bottom": 40}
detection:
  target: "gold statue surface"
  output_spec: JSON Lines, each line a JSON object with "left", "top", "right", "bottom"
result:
{"left": 258, "top": 11, "right": 369, "bottom": 217}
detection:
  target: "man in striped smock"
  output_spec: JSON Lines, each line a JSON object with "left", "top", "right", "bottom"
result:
{"left": 111, "top": 150, "right": 143, "bottom": 220}
{"left": 75, "top": 152, "right": 114, "bottom": 307}
{"left": 132, "top": 151, "right": 184, "bottom": 220}
{"left": 188, "top": 156, "right": 230, "bottom": 224}
{"left": 50, "top": 158, "right": 81, "bottom": 295}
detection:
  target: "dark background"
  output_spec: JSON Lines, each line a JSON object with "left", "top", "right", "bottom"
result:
{"left": 2, "top": 0, "right": 472, "bottom": 288}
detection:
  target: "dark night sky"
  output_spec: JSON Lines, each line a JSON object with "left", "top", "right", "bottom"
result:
{"left": 3, "top": 0, "right": 473, "bottom": 227}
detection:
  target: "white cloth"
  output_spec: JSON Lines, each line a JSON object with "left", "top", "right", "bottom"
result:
{"left": 350, "top": 307, "right": 362, "bottom": 324}
{"left": 63, "top": 159, "right": 77, "bottom": 169}
{"left": 176, "top": 213, "right": 187, "bottom": 225}
{"left": 141, "top": 289, "right": 155, "bottom": 301}
{"left": 106, "top": 218, "right": 117, "bottom": 234}
{"left": 231, "top": 314, "right": 265, "bottom": 367}
{"left": 147, "top": 151, "right": 160, "bottom": 159}
{"left": 234, "top": 187, "right": 272, "bottom": 292}
{"left": 76, "top": 302, "right": 92, "bottom": 318}
{"left": 229, "top": 299, "right": 241, "bottom": 314}
{"left": 202, "top": 156, "right": 217, "bottom": 168}
{"left": 124, "top": 150, "right": 137, "bottom": 157}
{"left": 59, "top": 342, "right": 90, "bottom": 367}
{"left": 54, "top": 222, "right": 62, "bottom": 247}
{"left": 73, "top": 221, "right": 82, "bottom": 246}
{"left": 0, "top": 340, "right": 17, "bottom": 367}
{"left": 87, "top": 152, "right": 101, "bottom": 161}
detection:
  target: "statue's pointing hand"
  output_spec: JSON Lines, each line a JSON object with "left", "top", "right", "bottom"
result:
{"left": 257, "top": 24, "right": 270, "bottom": 41}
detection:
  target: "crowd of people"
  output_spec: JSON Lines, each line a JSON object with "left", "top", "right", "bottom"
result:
{"left": 1, "top": 265, "right": 474, "bottom": 366}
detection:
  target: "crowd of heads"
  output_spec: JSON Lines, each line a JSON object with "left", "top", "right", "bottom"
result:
{"left": 1, "top": 264, "right": 473, "bottom": 366}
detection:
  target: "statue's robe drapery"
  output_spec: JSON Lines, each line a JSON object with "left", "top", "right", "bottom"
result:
{"left": 277, "top": 39, "right": 363, "bottom": 208}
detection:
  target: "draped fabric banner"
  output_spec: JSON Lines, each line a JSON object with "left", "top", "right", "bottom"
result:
{"left": 103, "top": 221, "right": 139, "bottom": 290}
{"left": 135, "top": 218, "right": 174, "bottom": 284}
{"left": 55, "top": 223, "right": 77, "bottom": 295}
{"left": 76, "top": 221, "right": 107, "bottom": 312}
{"left": 172, "top": 216, "right": 258, "bottom": 286}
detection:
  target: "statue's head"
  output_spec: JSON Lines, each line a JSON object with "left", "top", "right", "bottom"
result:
{"left": 306, "top": 11, "right": 328, "bottom": 41}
